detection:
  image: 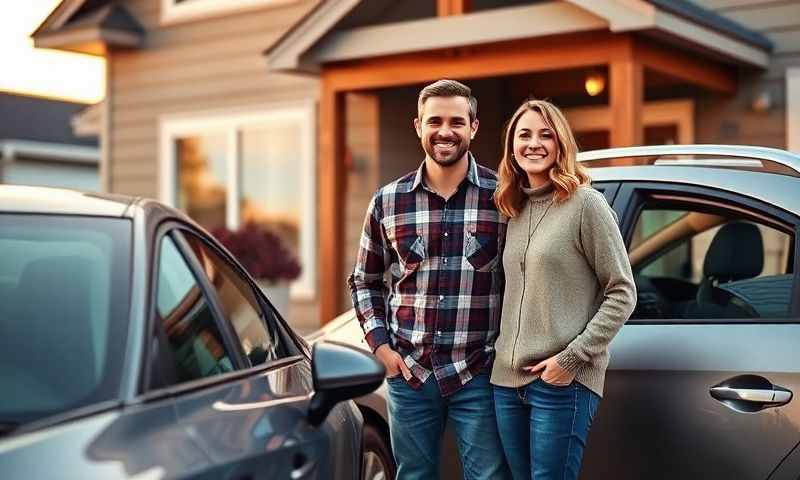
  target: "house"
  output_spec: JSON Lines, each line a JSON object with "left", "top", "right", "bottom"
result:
{"left": 33, "top": 0, "right": 800, "bottom": 328}
{"left": 0, "top": 92, "right": 99, "bottom": 191}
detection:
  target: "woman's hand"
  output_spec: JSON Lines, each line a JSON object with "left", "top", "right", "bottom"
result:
{"left": 523, "top": 355, "right": 576, "bottom": 386}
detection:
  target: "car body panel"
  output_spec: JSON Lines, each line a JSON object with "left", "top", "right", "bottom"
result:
{"left": 0, "top": 187, "right": 368, "bottom": 479}
{"left": 581, "top": 323, "right": 800, "bottom": 479}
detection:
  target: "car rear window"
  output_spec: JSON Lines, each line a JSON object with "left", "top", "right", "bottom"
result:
{"left": 0, "top": 214, "right": 131, "bottom": 431}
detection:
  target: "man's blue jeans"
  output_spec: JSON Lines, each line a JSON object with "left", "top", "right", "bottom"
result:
{"left": 386, "top": 373, "right": 510, "bottom": 480}
{"left": 493, "top": 379, "right": 600, "bottom": 480}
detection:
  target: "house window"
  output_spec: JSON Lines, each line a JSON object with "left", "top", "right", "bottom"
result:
{"left": 159, "top": 103, "right": 316, "bottom": 300}
{"left": 161, "top": 0, "right": 299, "bottom": 24}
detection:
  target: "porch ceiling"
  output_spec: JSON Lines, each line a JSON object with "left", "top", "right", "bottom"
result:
{"left": 265, "top": 0, "right": 771, "bottom": 74}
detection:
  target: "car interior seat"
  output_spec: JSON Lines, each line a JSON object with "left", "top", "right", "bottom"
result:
{"left": 3, "top": 256, "right": 97, "bottom": 408}
{"left": 690, "top": 222, "right": 763, "bottom": 318}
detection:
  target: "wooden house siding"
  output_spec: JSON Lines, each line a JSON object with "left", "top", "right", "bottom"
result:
{"left": 106, "top": 0, "right": 322, "bottom": 330}
{"left": 692, "top": 0, "right": 800, "bottom": 147}
{"left": 108, "top": 0, "right": 320, "bottom": 197}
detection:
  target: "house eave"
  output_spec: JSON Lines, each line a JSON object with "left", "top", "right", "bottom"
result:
{"left": 33, "top": 27, "right": 143, "bottom": 56}
{"left": 266, "top": 0, "right": 771, "bottom": 74}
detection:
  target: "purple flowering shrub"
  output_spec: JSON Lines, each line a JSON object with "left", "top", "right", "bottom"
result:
{"left": 211, "top": 222, "right": 301, "bottom": 282}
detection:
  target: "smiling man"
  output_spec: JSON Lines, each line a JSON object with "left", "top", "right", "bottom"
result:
{"left": 348, "top": 80, "right": 510, "bottom": 480}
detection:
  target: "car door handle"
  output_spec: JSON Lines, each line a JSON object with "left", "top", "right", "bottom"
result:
{"left": 709, "top": 374, "right": 793, "bottom": 412}
{"left": 709, "top": 386, "right": 792, "bottom": 404}
{"left": 291, "top": 452, "right": 317, "bottom": 479}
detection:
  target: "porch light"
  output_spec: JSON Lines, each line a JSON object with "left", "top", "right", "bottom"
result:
{"left": 585, "top": 72, "right": 606, "bottom": 97}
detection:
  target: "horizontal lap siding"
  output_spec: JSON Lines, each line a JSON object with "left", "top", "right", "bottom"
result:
{"left": 109, "top": 0, "right": 322, "bottom": 327}
{"left": 109, "top": 0, "right": 320, "bottom": 198}
{"left": 692, "top": 0, "right": 800, "bottom": 147}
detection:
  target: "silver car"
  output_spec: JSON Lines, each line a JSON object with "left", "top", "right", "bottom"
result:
{"left": 309, "top": 145, "right": 800, "bottom": 480}
{"left": 0, "top": 187, "right": 384, "bottom": 479}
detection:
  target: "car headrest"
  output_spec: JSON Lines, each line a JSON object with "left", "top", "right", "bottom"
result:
{"left": 703, "top": 222, "right": 763, "bottom": 282}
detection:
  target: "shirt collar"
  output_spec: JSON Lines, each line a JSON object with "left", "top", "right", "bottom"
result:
{"left": 409, "top": 152, "right": 481, "bottom": 193}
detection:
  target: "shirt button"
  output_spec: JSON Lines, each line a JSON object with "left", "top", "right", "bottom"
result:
{"left": 436, "top": 330, "right": 442, "bottom": 335}
{"left": 439, "top": 295, "right": 445, "bottom": 301}
{"left": 444, "top": 232, "right": 449, "bottom": 237}
{"left": 443, "top": 258, "right": 448, "bottom": 264}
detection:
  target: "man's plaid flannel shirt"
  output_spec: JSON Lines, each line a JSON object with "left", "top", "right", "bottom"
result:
{"left": 347, "top": 155, "right": 506, "bottom": 396}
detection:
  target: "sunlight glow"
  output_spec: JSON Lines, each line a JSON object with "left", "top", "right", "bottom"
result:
{"left": 0, "top": 0, "right": 105, "bottom": 103}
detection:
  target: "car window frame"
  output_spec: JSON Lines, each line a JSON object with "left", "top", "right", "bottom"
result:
{"left": 174, "top": 227, "right": 306, "bottom": 365}
{"left": 138, "top": 222, "right": 251, "bottom": 400}
{"left": 613, "top": 181, "right": 800, "bottom": 325}
{"left": 591, "top": 181, "right": 621, "bottom": 207}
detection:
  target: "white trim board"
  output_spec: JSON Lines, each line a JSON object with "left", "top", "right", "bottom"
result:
{"left": 160, "top": 0, "right": 301, "bottom": 26}
{"left": 158, "top": 101, "right": 317, "bottom": 300}
{"left": 0, "top": 139, "right": 99, "bottom": 164}
{"left": 789, "top": 68, "right": 800, "bottom": 154}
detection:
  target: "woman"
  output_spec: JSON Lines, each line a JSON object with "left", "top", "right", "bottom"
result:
{"left": 491, "top": 99, "right": 636, "bottom": 480}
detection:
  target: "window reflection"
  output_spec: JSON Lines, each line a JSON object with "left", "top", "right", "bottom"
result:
{"left": 241, "top": 122, "right": 302, "bottom": 257}
{"left": 176, "top": 134, "right": 227, "bottom": 230}
{"left": 183, "top": 232, "right": 287, "bottom": 366}
{"left": 156, "top": 236, "right": 233, "bottom": 383}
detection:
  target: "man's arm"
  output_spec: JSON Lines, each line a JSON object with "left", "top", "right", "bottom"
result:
{"left": 347, "top": 193, "right": 392, "bottom": 351}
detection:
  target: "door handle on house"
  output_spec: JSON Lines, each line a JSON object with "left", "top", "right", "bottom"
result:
{"left": 710, "top": 374, "right": 793, "bottom": 413}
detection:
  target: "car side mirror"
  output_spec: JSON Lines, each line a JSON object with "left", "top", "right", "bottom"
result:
{"left": 308, "top": 341, "right": 385, "bottom": 426}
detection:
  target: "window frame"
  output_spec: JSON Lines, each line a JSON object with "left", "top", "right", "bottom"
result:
{"left": 613, "top": 181, "right": 800, "bottom": 324}
{"left": 160, "top": 0, "right": 300, "bottom": 26}
{"left": 176, "top": 227, "right": 305, "bottom": 362}
{"left": 158, "top": 102, "right": 317, "bottom": 301}
{"left": 140, "top": 221, "right": 308, "bottom": 399}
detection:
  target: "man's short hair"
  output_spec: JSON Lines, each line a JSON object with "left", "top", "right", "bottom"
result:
{"left": 417, "top": 79, "right": 478, "bottom": 123}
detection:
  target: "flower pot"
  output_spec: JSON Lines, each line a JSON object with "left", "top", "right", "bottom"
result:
{"left": 256, "top": 279, "right": 290, "bottom": 319}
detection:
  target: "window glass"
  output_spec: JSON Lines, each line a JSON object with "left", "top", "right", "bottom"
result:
{"left": 155, "top": 236, "right": 234, "bottom": 384}
{"left": 175, "top": 133, "right": 227, "bottom": 230}
{"left": 0, "top": 215, "right": 130, "bottom": 428}
{"left": 183, "top": 232, "right": 287, "bottom": 366}
{"left": 629, "top": 205, "right": 794, "bottom": 320}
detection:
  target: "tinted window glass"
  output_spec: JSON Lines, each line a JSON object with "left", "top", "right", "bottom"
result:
{"left": 183, "top": 232, "right": 287, "bottom": 366}
{"left": 0, "top": 214, "right": 130, "bottom": 429}
{"left": 154, "top": 236, "right": 234, "bottom": 385}
{"left": 629, "top": 206, "right": 794, "bottom": 320}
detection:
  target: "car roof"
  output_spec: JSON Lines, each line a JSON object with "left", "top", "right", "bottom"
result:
{"left": 590, "top": 166, "right": 800, "bottom": 215}
{"left": 0, "top": 185, "right": 136, "bottom": 217}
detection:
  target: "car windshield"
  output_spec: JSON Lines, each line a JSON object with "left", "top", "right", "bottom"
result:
{"left": 0, "top": 214, "right": 131, "bottom": 429}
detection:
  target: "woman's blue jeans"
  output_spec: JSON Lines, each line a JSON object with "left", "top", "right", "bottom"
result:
{"left": 493, "top": 379, "right": 600, "bottom": 480}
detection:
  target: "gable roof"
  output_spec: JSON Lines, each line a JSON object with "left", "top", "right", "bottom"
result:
{"left": 265, "top": 0, "right": 772, "bottom": 74}
{"left": 32, "top": 0, "right": 143, "bottom": 56}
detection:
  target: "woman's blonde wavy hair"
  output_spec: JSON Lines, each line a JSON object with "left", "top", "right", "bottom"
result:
{"left": 495, "top": 99, "right": 590, "bottom": 217}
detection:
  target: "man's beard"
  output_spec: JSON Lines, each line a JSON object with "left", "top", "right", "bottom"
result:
{"left": 424, "top": 136, "right": 470, "bottom": 167}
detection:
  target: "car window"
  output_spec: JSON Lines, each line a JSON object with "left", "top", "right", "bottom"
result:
{"left": 0, "top": 214, "right": 130, "bottom": 429}
{"left": 152, "top": 235, "right": 235, "bottom": 387}
{"left": 629, "top": 205, "right": 794, "bottom": 320}
{"left": 182, "top": 231, "right": 288, "bottom": 366}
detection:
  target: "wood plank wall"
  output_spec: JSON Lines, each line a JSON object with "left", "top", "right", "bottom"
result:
{"left": 108, "top": 0, "right": 322, "bottom": 329}
{"left": 692, "top": 0, "right": 800, "bottom": 147}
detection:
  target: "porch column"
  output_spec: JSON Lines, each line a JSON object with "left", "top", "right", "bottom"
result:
{"left": 437, "top": 0, "right": 472, "bottom": 16}
{"left": 319, "top": 77, "right": 346, "bottom": 325}
{"left": 610, "top": 38, "right": 643, "bottom": 147}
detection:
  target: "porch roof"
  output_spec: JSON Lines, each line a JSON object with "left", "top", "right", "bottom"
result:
{"left": 264, "top": 0, "right": 772, "bottom": 74}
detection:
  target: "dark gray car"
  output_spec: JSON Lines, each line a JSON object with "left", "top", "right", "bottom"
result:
{"left": 311, "top": 145, "right": 800, "bottom": 480}
{"left": 0, "top": 187, "right": 384, "bottom": 479}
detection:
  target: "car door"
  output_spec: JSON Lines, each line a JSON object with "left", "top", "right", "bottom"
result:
{"left": 581, "top": 182, "right": 800, "bottom": 480}
{"left": 144, "top": 225, "right": 360, "bottom": 480}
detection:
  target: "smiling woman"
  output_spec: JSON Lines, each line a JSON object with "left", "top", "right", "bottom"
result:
{"left": 0, "top": 0, "right": 104, "bottom": 103}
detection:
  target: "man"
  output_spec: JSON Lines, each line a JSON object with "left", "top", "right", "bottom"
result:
{"left": 348, "top": 79, "right": 509, "bottom": 480}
